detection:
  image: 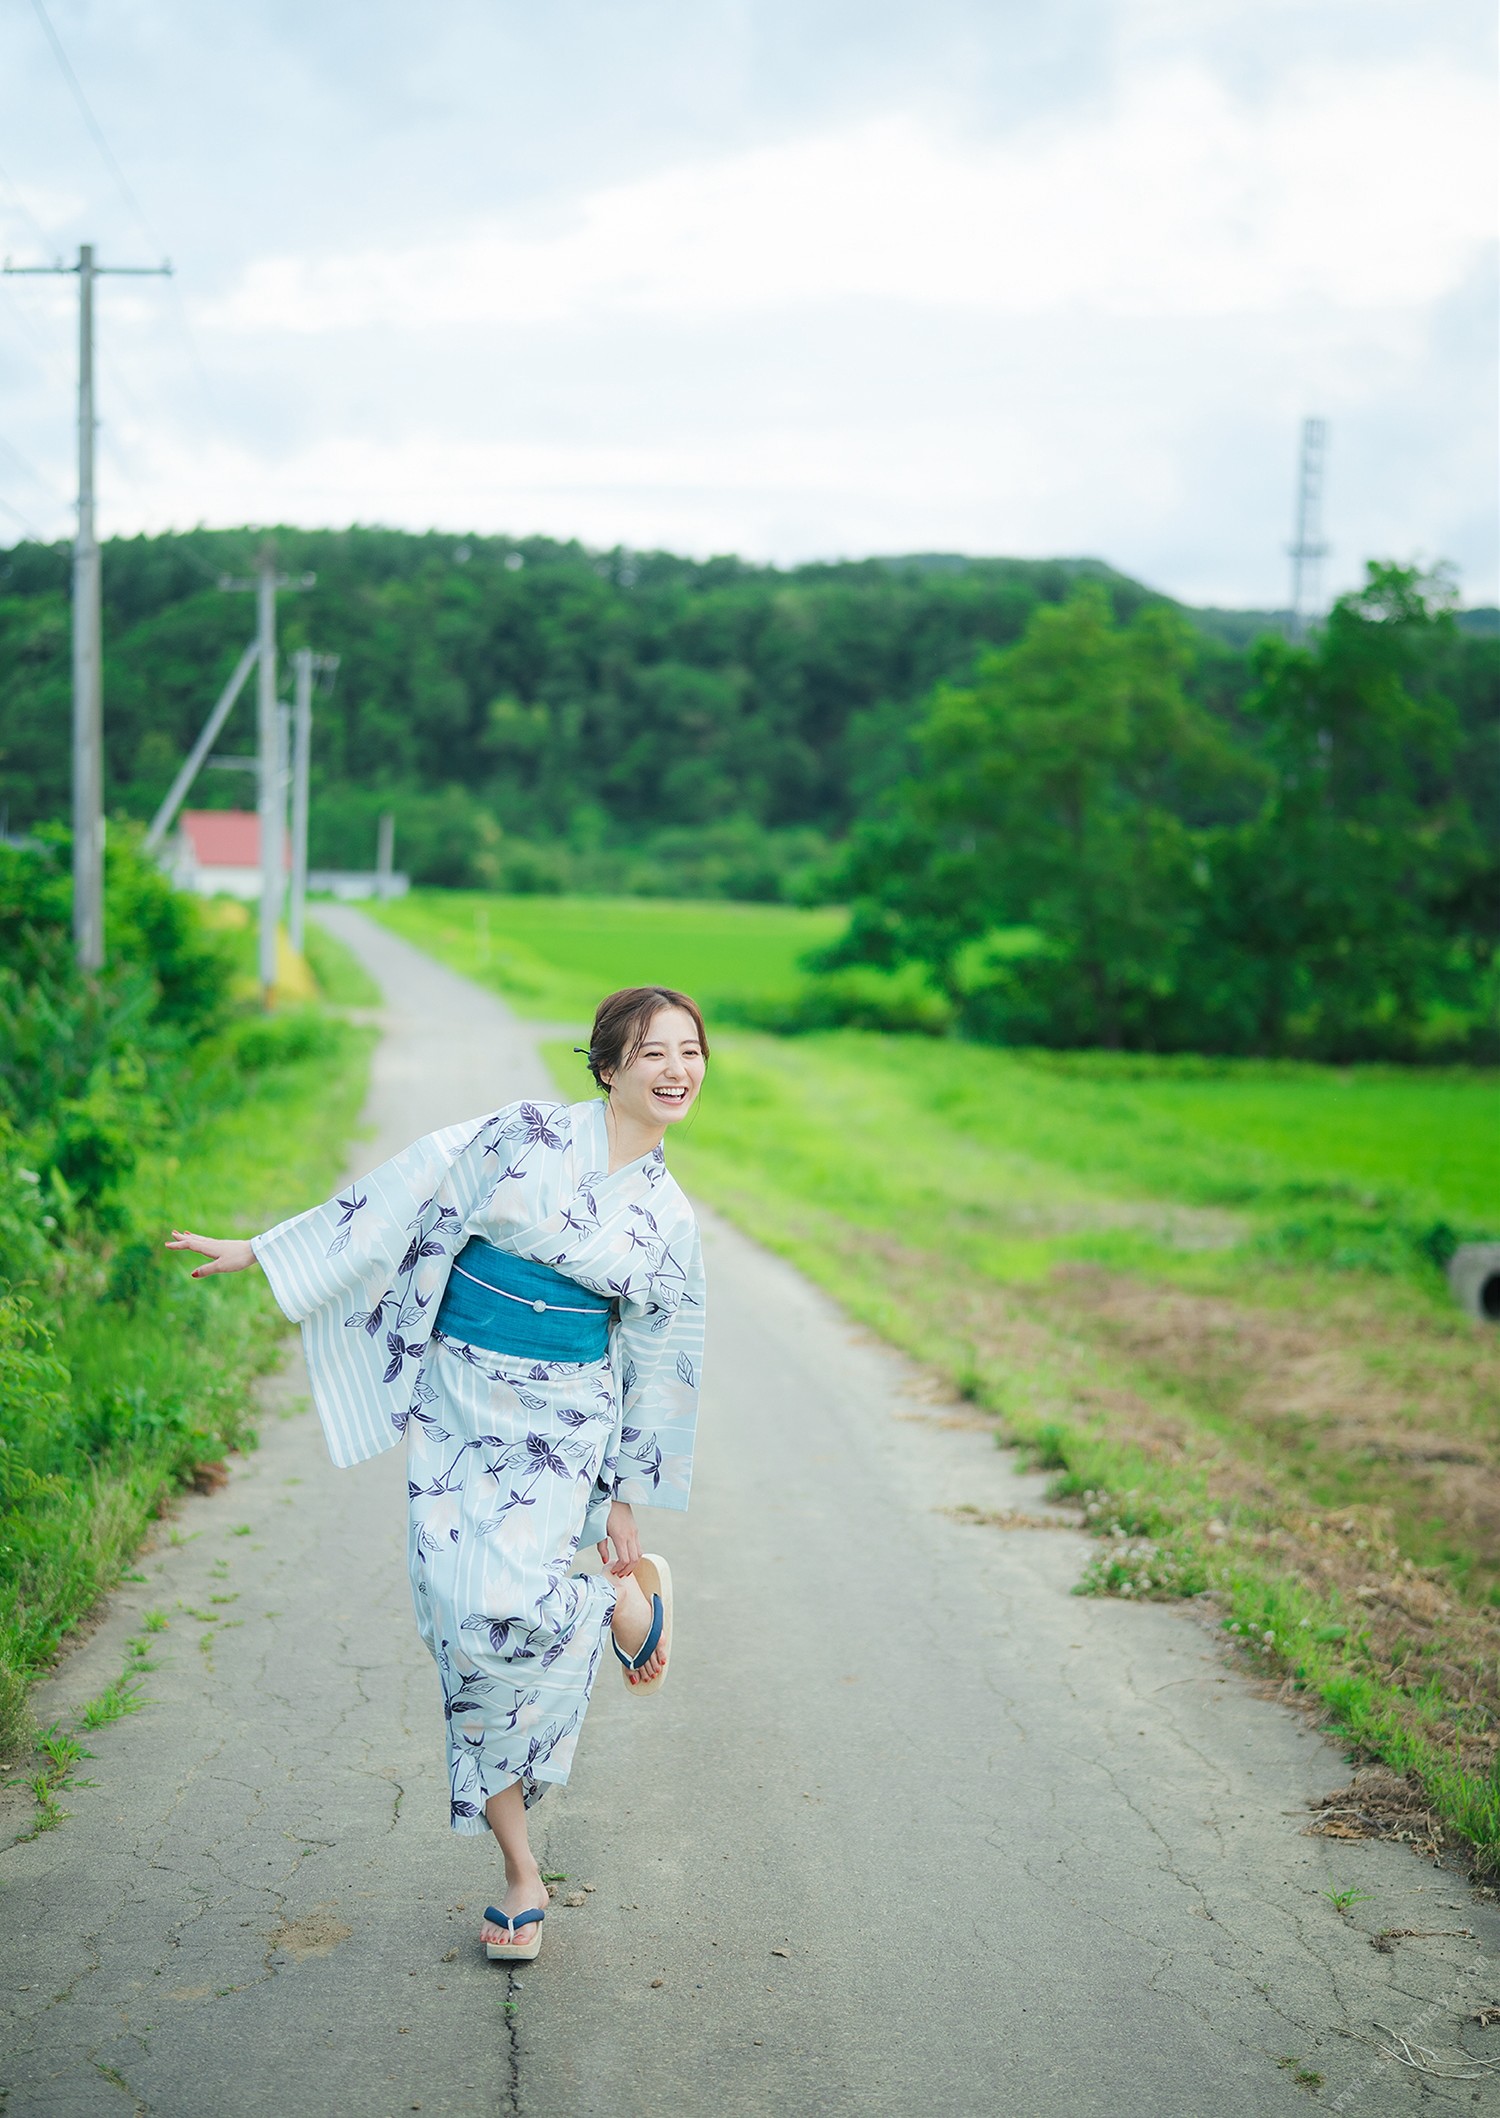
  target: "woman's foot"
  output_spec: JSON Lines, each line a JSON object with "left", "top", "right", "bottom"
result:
{"left": 480, "top": 1867, "right": 550, "bottom": 1951}
{"left": 610, "top": 1569, "right": 666, "bottom": 1687}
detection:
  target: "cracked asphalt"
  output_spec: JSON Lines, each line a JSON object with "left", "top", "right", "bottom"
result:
{"left": 2, "top": 906, "right": 1497, "bottom": 2117}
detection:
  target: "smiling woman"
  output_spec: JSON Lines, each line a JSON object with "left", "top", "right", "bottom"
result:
{"left": 164, "top": 985, "right": 708, "bottom": 1967}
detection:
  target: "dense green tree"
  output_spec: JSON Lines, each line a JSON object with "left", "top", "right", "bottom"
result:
{"left": 1182, "top": 566, "right": 1493, "bottom": 1056}
{"left": 827, "top": 586, "right": 1261, "bottom": 1045}
{"left": 829, "top": 567, "right": 1496, "bottom": 1059}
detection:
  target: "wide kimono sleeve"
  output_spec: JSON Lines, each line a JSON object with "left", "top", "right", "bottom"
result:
{"left": 251, "top": 1104, "right": 534, "bottom": 1468}
{"left": 582, "top": 1208, "right": 705, "bottom": 1547}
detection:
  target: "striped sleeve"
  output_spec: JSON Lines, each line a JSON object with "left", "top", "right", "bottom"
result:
{"left": 251, "top": 1109, "right": 516, "bottom": 1468}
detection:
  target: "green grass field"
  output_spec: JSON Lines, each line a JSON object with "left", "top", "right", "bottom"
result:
{"left": 367, "top": 889, "right": 843, "bottom": 1021}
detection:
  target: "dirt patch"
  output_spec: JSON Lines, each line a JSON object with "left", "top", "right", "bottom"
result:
{"left": 945, "top": 1503, "right": 1083, "bottom": 1531}
{"left": 1305, "top": 1766, "right": 1447, "bottom": 1859}
{"left": 268, "top": 1905, "right": 353, "bottom": 1960}
{"left": 1039, "top": 1265, "right": 1500, "bottom": 1572}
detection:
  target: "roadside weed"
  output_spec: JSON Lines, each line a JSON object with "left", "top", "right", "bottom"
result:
{"left": 37, "top": 1726, "right": 93, "bottom": 1777}
{"left": 79, "top": 1670, "right": 147, "bottom": 1730}
{"left": 1324, "top": 1887, "right": 1374, "bottom": 1915}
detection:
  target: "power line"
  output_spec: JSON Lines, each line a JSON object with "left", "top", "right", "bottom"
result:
{"left": 22, "top": 0, "right": 224, "bottom": 428}
{"left": 0, "top": 263, "right": 60, "bottom": 363}
{"left": 0, "top": 435, "right": 44, "bottom": 487}
{"left": 0, "top": 149, "right": 54, "bottom": 256}
{"left": 0, "top": 429, "right": 67, "bottom": 505}
{"left": 0, "top": 492, "right": 49, "bottom": 541}
{"left": 28, "top": 0, "right": 168, "bottom": 262}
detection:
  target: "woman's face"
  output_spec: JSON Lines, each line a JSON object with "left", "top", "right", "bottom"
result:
{"left": 604, "top": 1006, "right": 706, "bottom": 1131}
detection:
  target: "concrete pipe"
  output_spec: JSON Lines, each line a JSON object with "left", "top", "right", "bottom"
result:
{"left": 1448, "top": 1242, "right": 1500, "bottom": 1323}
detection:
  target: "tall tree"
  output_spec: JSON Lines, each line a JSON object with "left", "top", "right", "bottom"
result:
{"left": 828, "top": 568, "right": 1495, "bottom": 1059}
{"left": 829, "top": 585, "right": 1255, "bottom": 1046}
{"left": 1188, "top": 564, "right": 1490, "bottom": 1056}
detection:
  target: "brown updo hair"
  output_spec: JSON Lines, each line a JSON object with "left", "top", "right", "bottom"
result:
{"left": 585, "top": 987, "right": 709, "bottom": 1091}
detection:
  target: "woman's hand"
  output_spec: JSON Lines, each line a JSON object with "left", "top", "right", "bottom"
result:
{"left": 164, "top": 1231, "right": 260, "bottom": 1279}
{"left": 597, "top": 1500, "right": 641, "bottom": 1579}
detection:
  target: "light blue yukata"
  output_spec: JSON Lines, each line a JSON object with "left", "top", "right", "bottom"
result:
{"left": 252, "top": 1098, "right": 704, "bottom": 1827}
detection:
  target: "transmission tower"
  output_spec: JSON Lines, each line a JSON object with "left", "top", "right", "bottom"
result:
{"left": 1287, "top": 416, "right": 1329, "bottom": 644}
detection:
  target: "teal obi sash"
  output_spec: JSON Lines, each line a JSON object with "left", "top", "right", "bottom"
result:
{"left": 435, "top": 1239, "right": 612, "bottom": 1363}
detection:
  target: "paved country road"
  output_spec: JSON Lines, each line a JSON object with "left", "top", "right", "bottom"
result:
{"left": 3, "top": 908, "right": 1496, "bottom": 2118}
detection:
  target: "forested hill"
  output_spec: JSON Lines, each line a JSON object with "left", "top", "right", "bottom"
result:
{"left": 0, "top": 527, "right": 1493, "bottom": 898}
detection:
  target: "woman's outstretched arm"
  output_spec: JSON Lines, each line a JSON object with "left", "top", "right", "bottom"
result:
{"left": 164, "top": 1231, "right": 262, "bottom": 1279}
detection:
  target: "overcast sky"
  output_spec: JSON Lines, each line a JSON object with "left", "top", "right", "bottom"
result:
{"left": 1, "top": 0, "right": 1494, "bottom": 607}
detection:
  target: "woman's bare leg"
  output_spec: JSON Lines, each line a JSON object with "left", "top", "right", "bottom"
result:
{"left": 480, "top": 1783, "right": 550, "bottom": 1947}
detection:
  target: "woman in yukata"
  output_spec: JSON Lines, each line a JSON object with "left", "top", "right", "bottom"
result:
{"left": 166, "top": 986, "right": 707, "bottom": 1965}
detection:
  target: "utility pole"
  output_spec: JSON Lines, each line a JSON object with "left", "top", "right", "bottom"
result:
{"left": 3, "top": 243, "right": 171, "bottom": 969}
{"left": 255, "top": 545, "right": 281, "bottom": 994}
{"left": 288, "top": 650, "right": 312, "bottom": 955}
{"left": 218, "top": 545, "right": 314, "bottom": 1003}
{"left": 376, "top": 811, "right": 395, "bottom": 900}
{"left": 143, "top": 640, "right": 260, "bottom": 853}
{"left": 1287, "top": 416, "right": 1329, "bottom": 645}
{"left": 287, "top": 647, "right": 337, "bottom": 955}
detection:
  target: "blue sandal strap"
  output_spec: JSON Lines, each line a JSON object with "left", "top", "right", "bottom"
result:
{"left": 484, "top": 1905, "right": 545, "bottom": 1932}
{"left": 611, "top": 1592, "right": 663, "bottom": 1671}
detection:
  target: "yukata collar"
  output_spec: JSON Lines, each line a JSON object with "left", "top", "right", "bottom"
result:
{"left": 581, "top": 1098, "right": 666, "bottom": 1187}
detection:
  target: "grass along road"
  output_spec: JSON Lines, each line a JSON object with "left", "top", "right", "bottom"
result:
{"left": 0, "top": 923, "right": 373, "bottom": 1757}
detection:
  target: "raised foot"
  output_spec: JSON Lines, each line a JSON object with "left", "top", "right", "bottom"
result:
{"left": 611, "top": 1570, "right": 667, "bottom": 1687}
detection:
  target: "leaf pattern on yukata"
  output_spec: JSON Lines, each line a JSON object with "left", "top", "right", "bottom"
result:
{"left": 384, "top": 1331, "right": 425, "bottom": 1383}
{"left": 525, "top": 1434, "right": 570, "bottom": 1479}
{"left": 462, "top": 1613, "right": 519, "bottom": 1655}
{"left": 346, "top": 1294, "right": 391, "bottom": 1336}
{"left": 324, "top": 1191, "right": 367, "bottom": 1259}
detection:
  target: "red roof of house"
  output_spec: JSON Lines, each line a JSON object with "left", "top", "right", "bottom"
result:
{"left": 181, "top": 810, "right": 288, "bottom": 868}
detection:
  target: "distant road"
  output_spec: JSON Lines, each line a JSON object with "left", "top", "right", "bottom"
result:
{"left": 0, "top": 905, "right": 1489, "bottom": 2117}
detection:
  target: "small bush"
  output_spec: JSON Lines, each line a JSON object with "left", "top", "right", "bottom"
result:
{"left": 231, "top": 1008, "right": 342, "bottom": 1072}
{"left": 1074, "top": 1537, "right": 1209, "bottom": 1600}
{"left": 723, "top": 964, "right": 954, "bottom": 1037}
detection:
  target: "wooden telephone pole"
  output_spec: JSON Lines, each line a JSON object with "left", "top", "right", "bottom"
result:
{"left": 2, "top": 243, "right": 171, "bottom": 968}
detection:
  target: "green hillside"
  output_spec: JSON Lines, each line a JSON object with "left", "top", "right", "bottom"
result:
{"left": 0, "top": 527, "right": 1255, "bottom": 895}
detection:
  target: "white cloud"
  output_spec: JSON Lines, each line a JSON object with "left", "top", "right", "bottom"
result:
{"left": 204, "top": 59, "right": 1494, "bottom": 337}
{"left": 2, "top": 2, "right": 1493, "bottom": 604}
